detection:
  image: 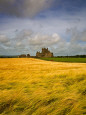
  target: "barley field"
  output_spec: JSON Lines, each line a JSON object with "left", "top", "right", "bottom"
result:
{"left": 0, "top": 58, "right": 86, "bottom": 115}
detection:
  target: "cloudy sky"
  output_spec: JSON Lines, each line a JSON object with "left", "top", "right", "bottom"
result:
{"left": 0, "top": 0, "right": 86, "bottom": 56}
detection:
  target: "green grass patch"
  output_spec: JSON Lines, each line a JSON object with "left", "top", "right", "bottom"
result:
{"left": 40, "top": 57, "right": 86, "bottom": 63}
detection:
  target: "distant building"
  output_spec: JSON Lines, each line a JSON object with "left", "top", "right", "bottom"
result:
{"left": 36, "top": 48, "right": 53, "bottom": 58}
{"left": 18, "top": 48, "right": 53, "bottom": 58}
{"left": 18, "top": 54, "right": 30, "bottom": 58}
{"left": 18, "top": 54, "right": 26, "bottom": 58}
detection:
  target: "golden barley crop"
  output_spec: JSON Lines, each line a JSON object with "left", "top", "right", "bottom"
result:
{"left": 0, "top": 58, "right": 86, "bottom": 115}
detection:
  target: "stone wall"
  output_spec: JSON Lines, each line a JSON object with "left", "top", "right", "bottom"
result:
{"left": 19, "top": 54, "right": 30, "bottom": 58}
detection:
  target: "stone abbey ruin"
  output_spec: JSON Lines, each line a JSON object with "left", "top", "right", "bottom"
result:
{"left": 36, "top": 48, "right": 53, "bottom": 58}
{"left": 19, "top": 48, "right": 53, "bottom": 58}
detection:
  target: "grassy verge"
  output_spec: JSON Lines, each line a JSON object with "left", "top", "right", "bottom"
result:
{"left": 40, "top": 57, "right": 86, "bottom": 63}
